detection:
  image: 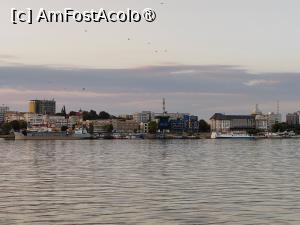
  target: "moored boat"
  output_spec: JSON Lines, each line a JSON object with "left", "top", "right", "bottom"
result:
{"left": 211, "top": 131, "right": 255, "bottom": 139}
{"left": 14, "top": 128, "right": 91, "bottom": 140}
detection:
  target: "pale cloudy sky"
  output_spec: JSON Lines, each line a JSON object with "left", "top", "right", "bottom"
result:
{"left": 0, "top": 0, "right": 300, "bottom": 119}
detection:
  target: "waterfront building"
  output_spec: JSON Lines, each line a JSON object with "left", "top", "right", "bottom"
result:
{"left": 286, "top": 113, "right": 299, "bottom": 126}
{"left": 210, "top": 113, "right": 256, "bottom": 132}
{"left": 0, "top": 105, "right": 9, "bottom": 124}
{"left": 112, "top": 119, "right": 140, "bottom": 133}
{"left": 169, "top": 115, "right": 199, "bottom": 133}
{"left": 29, "top": 99, "right": 56, "bottom": 115}
{"left": 88, "top": 119, "right": 112, "bottom": 133}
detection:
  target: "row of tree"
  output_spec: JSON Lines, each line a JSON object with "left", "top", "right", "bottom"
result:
{"left": 82, "top": 110, "right": 112, "bottom": 121}
{"left": 272, "top": 122, "right": 300, "bottom": 134}
{"left": 247, "top": 122, "right": 300, "bottom": 135}
{"left": 55, "top": 106, "right": 113, "bottom": 121}
{"left": 0, "top": 120, "right": 27, "bottom": 135}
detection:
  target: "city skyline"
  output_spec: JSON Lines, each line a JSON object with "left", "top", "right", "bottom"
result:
{"left": 0, "top": 64, "right": 300, "bottom": 119}
{"left": 1, "top": 1, "right": 300, "bottom": 119}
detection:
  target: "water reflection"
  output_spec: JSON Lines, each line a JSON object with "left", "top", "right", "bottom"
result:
{"left": 0, "top": 139, "right": 300, "bottom": 224}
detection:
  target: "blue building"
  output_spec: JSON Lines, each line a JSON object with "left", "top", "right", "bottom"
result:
{"left": 169, "top": 115, "right": 199, "bottom": 133}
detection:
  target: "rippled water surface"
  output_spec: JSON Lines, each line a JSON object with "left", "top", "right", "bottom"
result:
{"left": 0, "top": 139, "right": 300, "bottom": 225}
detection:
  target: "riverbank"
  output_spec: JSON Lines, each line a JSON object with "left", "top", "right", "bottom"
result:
{"left": 0, "top": 134, "right": 14, "bottom": 140}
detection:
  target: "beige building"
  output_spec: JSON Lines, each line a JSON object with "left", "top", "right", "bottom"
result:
{"left": 112, "top": 119, "right": 140, "bottom": 133}
{"left": 255, "top": 114, "right": 268, "bottom": 130}
{"left": 210, "top": 113, "right": 256, "bottom": 132}
{"left": 68, "top": 116, "right": 81, "bottom": 127}
{"left": 46, "top": 116, "right": 69, "bottom": 128}
{"left": 118, "top": 114, "right": 133, "bottom": 120}
{"left": 24, "top": 113, "right": 46, "bottom": 127}
{"left": 88, "top": 119, "right": 112, "bottom": 133}
{"left": 133, "top": 111, "right": 154, "bottom": 123}
{"left": 140, "top": 122, "right": 149, "bottom": 133}
{"left": 4, "top": 111, "right": 26, "bottom": 123}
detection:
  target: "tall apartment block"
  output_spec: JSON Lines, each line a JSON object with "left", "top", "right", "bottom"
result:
{"left": 28, "top": 99, "right": 56, "bottom": 115}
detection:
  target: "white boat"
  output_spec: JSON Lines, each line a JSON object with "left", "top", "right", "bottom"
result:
{"left": 211, "top": 132, "right": 255, "bottom": 139}
{"left": 265, "top": 131, "right": 296, "bottom": 139}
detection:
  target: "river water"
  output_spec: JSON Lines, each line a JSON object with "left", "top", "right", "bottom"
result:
{"left": 0, "top": 139, "right": 300, "bottom": 225}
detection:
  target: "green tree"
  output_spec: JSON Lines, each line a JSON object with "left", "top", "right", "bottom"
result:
{"left": 88, "top": 124, "right": 94, "bottom": 134}
{"left": 198, "top": 120, "right": 210, "bottom": 132}
{"left": 247, "top": 129, "right": 260, "bottom": 135}
{"left": 82, "top": 111, "right": 89, "bottom": 121}
{"left": 103, "top": 124, "right": 113, "bottom": 133}
{"left": 272, "top": 122, "right": 290, "bottom": 132}
{"left": 90, "top": 110, "right": 99, "bottom": 120}
{"left": 1, "top": 123, "right": 12, "bottom": 135}
{"left": 99, "top": 111, "right": 111, "bottom": 120}
{"left": 10, "top": 120, "right": 21, "bottom": 131}
{"left": 69, "top": 111, "right": 77, "bottom": 116}
{"left": 19, "top": 120, "right": 27, "bottom": 130}
{"left": 61, "top": 126, "right": 68, "bottom": 132}
{"left": 148, "top": 121, "right": 158, "bottom": 134}
{"left": 61, "top": 105, "right": 67, "bottom": 118}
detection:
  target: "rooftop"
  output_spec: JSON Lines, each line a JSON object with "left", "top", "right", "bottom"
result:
{"left": 210, "top": 113, "right": 255, "bottom": 120}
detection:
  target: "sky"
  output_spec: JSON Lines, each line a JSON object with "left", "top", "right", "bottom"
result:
{"left": 1, "top": 0, "right": 300, "bottom": 119}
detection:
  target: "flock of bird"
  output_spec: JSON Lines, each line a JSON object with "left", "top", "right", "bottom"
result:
{"left": 55, "top": 2, "right": 168, "bottom": 91}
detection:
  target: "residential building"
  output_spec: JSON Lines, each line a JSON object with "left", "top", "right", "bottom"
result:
{"left": 68, "top": 115, "right": 81, "bottom": 127}
{"left": 4, "top": 111, "right": 26, "bottom": 123}
{"left": 154, "top": 112, "right": 190, "bottom": 120}
{"left": 112, "top": 119, "right": 140, "bottom": 133}
{"left": 267, "top": 112, "right": 282, "bottom": 129}
{"left": 0, "top": 105, "right": 9, "bottom": 124}
{"left": 255, "top": 114, "right": 269, "bottom": 130}
{"left": 29, "top": 99, "right": 56, "bottom": 115}
{"left": 119, "top": 114, "right": 133, "bottom": 120}
{"left": 210, "top": 113, "right": 256, "bottom": 132}
{"left": 286, "top": 113, "right": 299, "bottom": 126}
{"left": 187, "top": 115, "right": 199, "bottom": 132}
{"left": 169, "top": 119, "right": 184, "bottom": 132}
{"left": 133, "top": 111, "right": 154, "bottom": 123}
{"left": 88, "top": 119, "right": 112, "bottom": 133}
{"left": 24, "top": 113, "right": 46, "bottom": 127}
{"left": 46, "top": 116, "right": 69, "bottom": 128}
{"left": 140, "top": 122, "right": 149, "bottom": 133}
{"left": 169, "top": 114, "right": 199, "bottom": 133}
